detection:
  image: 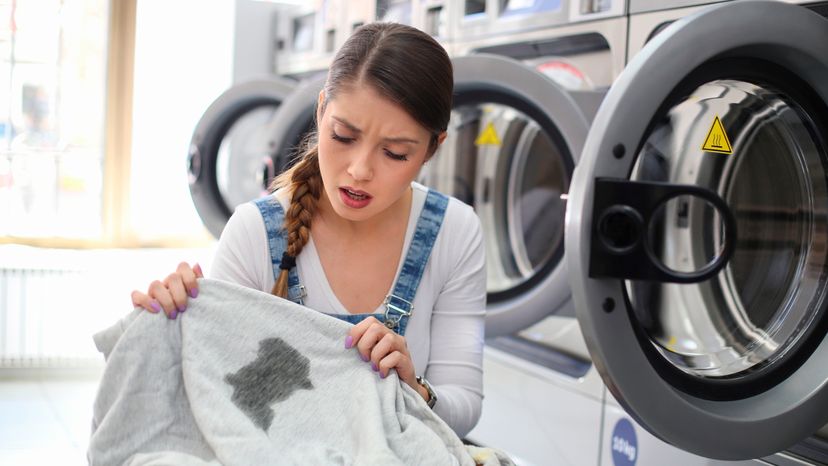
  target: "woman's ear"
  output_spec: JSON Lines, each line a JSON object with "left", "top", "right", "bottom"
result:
{"left": 316, "top": 89, "right": 326, "bottom": 121}
{"left": 425, "top": 131, "right": 448, "bottom": 163}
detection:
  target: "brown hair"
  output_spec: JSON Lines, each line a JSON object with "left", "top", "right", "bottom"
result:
{"left": 268, "top": 22, "right": 453, "bottom": 299}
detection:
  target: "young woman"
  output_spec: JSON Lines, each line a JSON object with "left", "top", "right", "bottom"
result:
{"left": 130, "top": 22, "right": 486, "bottom": 438}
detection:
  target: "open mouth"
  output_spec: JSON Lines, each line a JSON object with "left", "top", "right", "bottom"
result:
{"left": 341, "top": 187, "right": 371, "bottom": 201}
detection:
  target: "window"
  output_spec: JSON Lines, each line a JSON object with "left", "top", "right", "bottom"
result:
{"left": 0, "top": 0, "right": 108, "bottom": 238}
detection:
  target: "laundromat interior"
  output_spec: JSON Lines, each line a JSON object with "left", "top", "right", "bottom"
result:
{"left": 4, "top": 0, "right": 828, "bottom": 464}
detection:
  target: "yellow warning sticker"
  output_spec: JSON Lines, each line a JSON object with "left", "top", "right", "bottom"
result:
{"left": 475, "top": 122, "right": 501, "bottom": 146}
{"left": 701, "top": 115, "right": 733, "bottom": 155}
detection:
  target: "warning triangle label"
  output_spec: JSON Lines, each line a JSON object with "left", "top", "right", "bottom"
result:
{"left": 701, "top": 116, "right": 733, "bottom": 155}
{"left": 475, "top": 122, "right": 501, "bottom": 146}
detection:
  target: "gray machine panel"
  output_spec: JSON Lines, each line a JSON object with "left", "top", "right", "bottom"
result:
{"left": 628, "top": 0, "right": 726, "bottom": 14}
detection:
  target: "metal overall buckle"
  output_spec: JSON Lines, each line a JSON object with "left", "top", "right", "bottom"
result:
{"left": 383, "top": 294, "right": 413, "bottom": 330}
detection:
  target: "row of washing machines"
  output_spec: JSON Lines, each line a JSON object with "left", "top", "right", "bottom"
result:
{"left": 187, "top": 1, "right": 828, "bottom": 464}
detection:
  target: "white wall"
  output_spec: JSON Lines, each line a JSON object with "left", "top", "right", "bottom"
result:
{"left": 129, "top": 0, "right": 235, "bottom": 240}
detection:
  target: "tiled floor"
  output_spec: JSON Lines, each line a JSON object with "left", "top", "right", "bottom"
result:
{"left": 0, "top": 368, "right": 103, "bottom": 465}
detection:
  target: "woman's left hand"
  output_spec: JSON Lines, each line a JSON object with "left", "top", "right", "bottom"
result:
{"left": 345, "top": 317, "right": 429, "bottom": 401}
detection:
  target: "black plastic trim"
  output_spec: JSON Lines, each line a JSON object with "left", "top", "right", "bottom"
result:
{"left": 590, "top": 178, "right": 737, "bottom": 283}
{"left": 473, "top": 32, "right": 610, "bottom": 60}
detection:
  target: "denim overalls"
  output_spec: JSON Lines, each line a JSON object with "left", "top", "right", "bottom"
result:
{"left": 252, "top": 189, "right": 448, "bottom": 336}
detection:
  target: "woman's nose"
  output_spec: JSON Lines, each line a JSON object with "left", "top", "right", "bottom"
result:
{"left": 346, "top": 150, "right": 374, "bottom": 181}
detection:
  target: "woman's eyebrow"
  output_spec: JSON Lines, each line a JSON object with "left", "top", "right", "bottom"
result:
{"left": 331, "top": 116, "right": 361, "bottom": 133}
{"left": 331, "top": 115, "right": 420, "bottom": 145}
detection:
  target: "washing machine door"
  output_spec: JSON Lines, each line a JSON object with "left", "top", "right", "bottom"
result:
{"left": 188, "top": 78, "right": 296, "bottom": 238}
{"left": 566, "top": 1, "right": 828, "bottom": 460}
{"left": 427, "top": 54, "right": 589, "bottom": 336}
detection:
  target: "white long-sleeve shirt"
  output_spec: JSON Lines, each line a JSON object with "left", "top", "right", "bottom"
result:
{"left": 210, "top": 182, "right": 486, "bottom": 437}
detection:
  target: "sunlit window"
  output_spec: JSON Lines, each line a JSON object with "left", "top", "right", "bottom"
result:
{"left": 0, "top": 0, "right": 108, "bottom": 238}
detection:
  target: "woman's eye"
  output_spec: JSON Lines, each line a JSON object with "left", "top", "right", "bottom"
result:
{"left": 385, "top": 149, "right": 408, "bottom": 162}
{"left": 331, "top": 132, "right": 354, "bottom": 143}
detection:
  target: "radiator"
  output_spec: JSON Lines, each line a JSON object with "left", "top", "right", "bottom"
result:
{"left": 0, "top": 265, "right": 104, "bottom": 368}
{"left": 0, "top": 245, "right": 215, "bottom": 369}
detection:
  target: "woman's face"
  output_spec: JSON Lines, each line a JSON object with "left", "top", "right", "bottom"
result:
{"left": 316, "top": 83, "right": 444, "bottom": 223}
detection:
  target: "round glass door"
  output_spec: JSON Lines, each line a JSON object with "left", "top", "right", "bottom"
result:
{"left": 215, "top": 106, "right": 282, "bottom": 209}
{"left": 431, "top": 54, "right": 591, "bottom": 336}
{"left": 627, "top": 76, "right": 828, "bottom": 385}
{"left": 420, "top": 102, "right": 570, "bottom": 298}
{"left": 565, "top": 1, "right": 828, "bottom": 459}
{"left": 189, "top": 79, "right": 297, "bottom": 238}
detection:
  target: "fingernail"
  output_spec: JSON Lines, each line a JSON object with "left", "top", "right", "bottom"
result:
{"left": 150, "top": 300, "right": 161, "bottom": 313}
{"left": 371, "top": 362, "right": 378, "bottom": 371}
{"left": 170, "top": 310, "right": 178, "bottom": 320}
{"left": 190, "top": 288, "right": 198, "bottom": 299}
{"left": 194, "top": 263, "right": 203, "bottom": 276}
{"left": 178, "top": 304, "right": 186, "bottom": 313}
{"left": 380, "top": 371, "right": 386, "bottom": 379}
{"left": 344, "top": 336, "right": 353, "bottom": 349}
{"left": 361, "top": 353, "right": 370, "bottom": 362}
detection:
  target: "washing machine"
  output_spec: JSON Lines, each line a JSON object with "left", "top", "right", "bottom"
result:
{"left": 187, "top": 78, "right": 298, "bottom": 239}
{"left": 411, "top": 0, "right": 458, "bottom": 53}
{"left": 567, "top": 1, "right": 828, "bottom": 464}
{"left": 271, "top": 0, "right": 337, "bottom": 80}
{"left": 430, "top": 2, "right": 627, "bottom": 463}
{"left": 189, "top": 0, "right": 351, "bottom": 238}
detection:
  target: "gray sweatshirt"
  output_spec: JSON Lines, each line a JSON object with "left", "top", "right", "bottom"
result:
{"left": 88, "top": 278, "right": 490, "bottom": 466}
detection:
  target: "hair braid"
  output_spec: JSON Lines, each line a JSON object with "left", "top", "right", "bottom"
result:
{"left": 270, "top": 144, "right": 322, "bottom": 298}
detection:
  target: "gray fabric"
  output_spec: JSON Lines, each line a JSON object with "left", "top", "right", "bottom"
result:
{"left": 89, "top": 278, "right": 477, "bottom": 466}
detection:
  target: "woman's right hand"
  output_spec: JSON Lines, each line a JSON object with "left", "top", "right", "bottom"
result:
{"left": 130, "top": 262, "right": 204, "bottom": 319}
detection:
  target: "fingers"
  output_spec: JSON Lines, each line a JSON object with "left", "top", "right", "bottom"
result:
{"left": 376, "top": 348, "right": 415, "bottom": 383}
{"left": 130, "top": 262, "right": 203, "bottom": 320}
{"left": 148, "top": 279, "right": 180, "bottom": 319}
{"left": 176, "top": 262, "right": 201, "bottom": 299}
{"left": 345, "top": 318, "right": 413, "bottom": 382}
{"left": 346, "top": 315, "right": 381, "bottom": 345}
{"left": 131, "top": 290, "right": 162, "bottom": 314}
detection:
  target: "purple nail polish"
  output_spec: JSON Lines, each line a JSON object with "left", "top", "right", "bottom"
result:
{"left": 361, "top": 353, "right": 370, "bottom": 362}
{"left": 150, "top": 300, "right": 161, "bottom": 313}
{"left": 170, "top": 310, "right": 178, "bottom": 320}
{"left": 190, "top": 288, "right": 198, "bottom": 299}
{"left": 344, "top": 336, "right": 353, "bottom": 349}
{"left": 178, "top": 304, "right": 186, "bottom": 313}
{"left": 371, "top": 362, "right": 378, "bottom": 371}
{"left": 380, "top": 371, "right": 386, "bottom": 379}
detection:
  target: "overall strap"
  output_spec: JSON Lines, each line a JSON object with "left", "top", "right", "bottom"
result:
{"left": 251, "top": 196, "right": 306, "bottom": 304}
{"left": 383, "top": 189, "right": 449, "bottom": 331}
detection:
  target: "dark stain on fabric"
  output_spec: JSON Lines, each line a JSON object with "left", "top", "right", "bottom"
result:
{"left": 225, "top": 337, "right": 314, "bottom": 430}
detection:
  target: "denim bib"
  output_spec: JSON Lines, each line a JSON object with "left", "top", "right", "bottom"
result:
{"left": 252, "top": 189, "right": 448, "bottom": 336}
